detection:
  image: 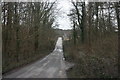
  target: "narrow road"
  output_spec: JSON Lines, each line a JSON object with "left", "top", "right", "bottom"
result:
{"left": 4, "top": 37, "right": 67, "bottom": 78}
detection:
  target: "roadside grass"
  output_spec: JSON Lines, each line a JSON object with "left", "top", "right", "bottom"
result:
{"left": 63, "top": 33, "right": 118, "bottom": 78}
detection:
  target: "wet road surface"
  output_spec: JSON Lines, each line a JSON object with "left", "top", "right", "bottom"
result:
{"left": 4, "top": 37, "right": 67, "bottom": 78}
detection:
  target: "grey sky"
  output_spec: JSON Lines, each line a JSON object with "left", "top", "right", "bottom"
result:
{"left": 54, "top": 0, "right": 73, "bottom": 30}
{"left": 2, "top": 0, "right": 118, "bottom": 30}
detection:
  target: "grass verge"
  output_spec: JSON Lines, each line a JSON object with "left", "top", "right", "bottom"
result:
{"left": 63, "top": 34, "right": 118, "bottom": 78}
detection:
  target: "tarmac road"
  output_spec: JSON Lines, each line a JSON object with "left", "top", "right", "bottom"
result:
{"left": 4, "top": 37, "right": 67, "bottom": 78}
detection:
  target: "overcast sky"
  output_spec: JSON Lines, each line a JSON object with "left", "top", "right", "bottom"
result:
{"left": 54, "top": 0, "right": 73, "bottom": 30}
{"left": 2, "top": 0, "right": 73, "bottom": 30}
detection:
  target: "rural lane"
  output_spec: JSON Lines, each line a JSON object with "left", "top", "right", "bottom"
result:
{"left": 4, "top": 37, "right": 67, "bottom": 78}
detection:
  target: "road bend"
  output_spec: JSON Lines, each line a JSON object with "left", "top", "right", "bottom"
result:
{"left": 4, "top": 37, "right": 67, "bottom": 78}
